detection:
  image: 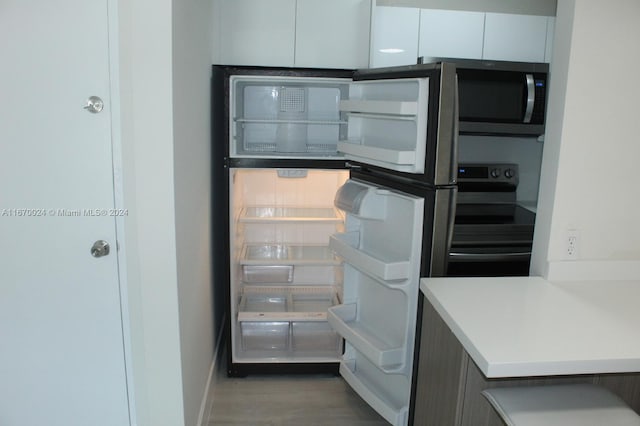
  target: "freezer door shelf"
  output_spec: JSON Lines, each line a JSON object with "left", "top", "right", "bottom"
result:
{"left": 339, "top": 99, "right": 418, "bottom": 116}
{"left": 328, "top": 304, "right": 405, "bottom": 372}
{"left": 338, "top": 77, "right": 429, "bottom": 174}
{"left": 239, "top": 206, "right": 344, "bottom": 223}
{"left": 238, "top": 286, "right": 339, "bottom": 322}
{"left": 329, "top": 233, "right": 410, "bottom": 283}
{"left": 337, "top": 141, "right": 417, "bottom": 168}
{"left": 339, "top": 356, "right": 409, "bottom": 426}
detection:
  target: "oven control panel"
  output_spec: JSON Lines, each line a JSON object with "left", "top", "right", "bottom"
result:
{"left": 457, "top": 163, "right": 519, "bottom": 185}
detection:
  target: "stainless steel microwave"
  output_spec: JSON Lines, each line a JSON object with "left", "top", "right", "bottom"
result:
{"left": 447, "top": 59, "right": 549, "bottom": 136}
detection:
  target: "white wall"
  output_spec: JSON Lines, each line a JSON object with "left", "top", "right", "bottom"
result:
{"left": 530, "top": 0, "right": 640, "bottom": 280}
{"left": 117, "top": 0, "right": 186, "bottom": 425}
{"left": 171, "top": 0, "right": 216, "bottom": 425}
{"left": 376, "top": 0, "right": 557, "bottom": 16}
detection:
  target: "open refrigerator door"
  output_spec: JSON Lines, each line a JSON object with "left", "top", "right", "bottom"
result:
{"left": 328, "top": 179, "right": 425, "bottom": 426}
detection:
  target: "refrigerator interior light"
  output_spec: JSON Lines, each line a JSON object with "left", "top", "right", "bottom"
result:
{"left": 379, "top": 48, "right": 405, "bottom": 54}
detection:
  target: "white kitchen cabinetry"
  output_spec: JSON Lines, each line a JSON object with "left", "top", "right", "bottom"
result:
{"left": 215, "top": 0, "right": 371, "bottom": 69}
{"left": 369, "top": 6, "right": 420, "bottom": 68}
{"left": 483, "top": 13, "right": 549, "bottom": 62}
{"left": 295, "top": 0, "right": 371, "bottom": 69}
{"left": 217, "top": 0, "right": 296, "bottom": 67}
{"left": 418, "top": 9, "right": 485, "bottom": 61}
{"left": 545, "top": 17, "right": 556, "bottom": 63}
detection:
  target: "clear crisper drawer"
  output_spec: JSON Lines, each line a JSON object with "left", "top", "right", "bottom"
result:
{"left": 239, "top": 321, "right": 341, "bottom": 356}
{"left": 292, "top": 322, "right": 341, "bottom": 353}
{"left": 237, "top": 287, "right": 342, "bottom": 357}
{"left": 241, "top": 322, "right": 289, "bottom": 351}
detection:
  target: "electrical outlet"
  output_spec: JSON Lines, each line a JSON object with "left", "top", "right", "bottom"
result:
{"left": 566, "top": 229, "right": 579, "bottom": 260}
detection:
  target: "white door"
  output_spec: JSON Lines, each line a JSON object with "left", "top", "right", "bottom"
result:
{"left": 0, "top": 2, "right": 130, "bottom": 426}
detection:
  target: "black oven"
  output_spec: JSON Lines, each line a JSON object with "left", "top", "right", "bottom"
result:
{"left": 447, "top": 163, "right": 536, "bottom": 277}
{"left": 453, "top": 59, "right": 549, "bottom": 136}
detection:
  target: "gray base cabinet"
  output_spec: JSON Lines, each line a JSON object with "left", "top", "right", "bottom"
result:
{"left": 413, "top": 296, "right": 640, "bottom": 425}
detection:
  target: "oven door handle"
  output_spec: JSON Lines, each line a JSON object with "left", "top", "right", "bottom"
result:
{"left": 449, "top": 250, "right": 532, "bottom": 262}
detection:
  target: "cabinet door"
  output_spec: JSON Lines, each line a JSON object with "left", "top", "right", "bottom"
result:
{"left": 295, "top": 0, "right": 371, "bottom": 69}
{"left": 217, "top": 0, "right": 296, "bottom": 67}
{"left": 369, "top": 6, "right": 420, "bottom": 68}
{"left": 418, "top": 9, "right": 485, "bottom": 61}
{"left": 545, "top": 17, "right": 555, "bottom": 63}
{"left": 483, "top": 13, "right": 548, "bottom": 62}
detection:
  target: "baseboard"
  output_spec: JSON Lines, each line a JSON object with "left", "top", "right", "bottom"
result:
{"left": 197, "top": 315, "right": 226, "bottom": 426}
{"left": 545, "top": 260, "right": 640, "bottom": 281}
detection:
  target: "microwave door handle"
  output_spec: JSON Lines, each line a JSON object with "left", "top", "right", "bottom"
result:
{"left": 524, "top": 73, "right": 535, "bottom": 123}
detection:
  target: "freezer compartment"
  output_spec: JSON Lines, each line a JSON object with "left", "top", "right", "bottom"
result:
{"left": 230, "top": 76, "right": 349, "bottom": 158}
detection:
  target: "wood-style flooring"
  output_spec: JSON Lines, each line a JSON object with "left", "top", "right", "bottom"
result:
{"left": 208, "top": 362, "right": 390, "bottom": 425}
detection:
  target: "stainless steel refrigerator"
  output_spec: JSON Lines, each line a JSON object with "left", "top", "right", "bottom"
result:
{"left": 212, "top": 62, "right": 458, "bottom": 426}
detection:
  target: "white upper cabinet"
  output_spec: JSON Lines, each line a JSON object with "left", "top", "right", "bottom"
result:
{"left": 418, "top": 9, "right": 485, "bottom": 61}
{"left": 295, "top": 0, "right": 371, "bottom": 69}
{"left": 369, "top": 6, "right": 420, "bottom": 68}
{"left": 215, "top": 0, "right": 371, "bottom": 69}
{"left": 483, "top": 13, "right": 549, "bottom": 62}
{"left": 545, "top": 17, "right": 556, "bottom": 63}
{"left": 216, "top": 0, "right": 296, "bottom": 67}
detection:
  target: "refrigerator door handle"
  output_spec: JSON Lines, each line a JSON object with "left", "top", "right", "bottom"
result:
{"left": 434, "top": 62, "right": 459, "bottom": 186}
{"left": 429, "top": 188, "right": 457, "bottom": 277}
{"left": 449, "top": 250, "right": 531, "bottom": 262}
{"left": 451, "top": 74, "right": 459, "bottom": 185}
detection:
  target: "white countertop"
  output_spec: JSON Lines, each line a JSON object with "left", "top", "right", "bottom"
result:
{"left": 420, "top": 276, "right": 640, "bottom": 378}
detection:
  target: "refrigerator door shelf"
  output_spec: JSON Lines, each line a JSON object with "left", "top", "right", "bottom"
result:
{"left": 329, "top": 233, "right": 411, "bottom": 282}
{"left": 334, "top": 181, "right": 391, "bottom": 219}
{"left": 328, "top": 304, "right": 405, "bottom": 372}
{"left": 339, "top": 357, "right": 409, "bottom": 426}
